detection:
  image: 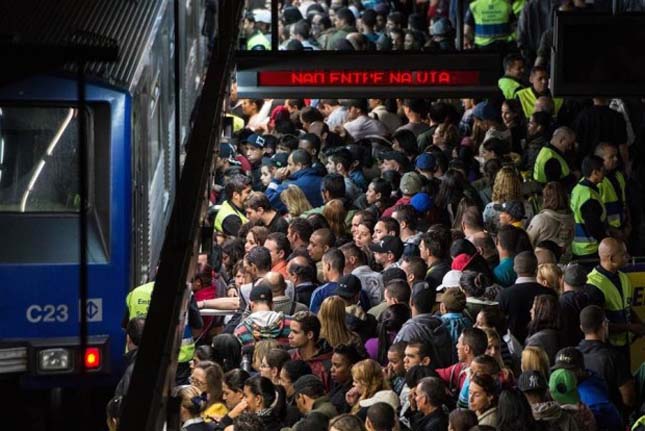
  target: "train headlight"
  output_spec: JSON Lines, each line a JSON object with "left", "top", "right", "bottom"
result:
{"left": 38, "top": 348, "right": 72, "bottom": 372}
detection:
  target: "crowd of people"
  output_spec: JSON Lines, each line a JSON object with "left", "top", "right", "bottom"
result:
{"left": 106, "top": 1, "right": 645, "bottom": 431}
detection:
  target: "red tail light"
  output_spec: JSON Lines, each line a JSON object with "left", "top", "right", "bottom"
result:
{"left": 84, "top": 347, "right": 101, "bottom": 369}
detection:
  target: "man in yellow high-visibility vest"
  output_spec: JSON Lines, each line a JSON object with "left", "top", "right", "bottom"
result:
{"left": 570, "top": 155, "right": 607, "bottom": 260}
{"left": 515, "top": 66, "right": 563, "bottom": 119}
{"left": 595, "top": 142, "right": 630, "bottom": 241}
{"left": 584, "top": 238, "right": 645, "bottom": 363}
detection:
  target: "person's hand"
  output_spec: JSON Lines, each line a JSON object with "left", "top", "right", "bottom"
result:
{"left": 408, "top": 388, "right": 417, "bottom": 411}
{"left": 228, "top": 398, "right": 248, "bottom": 419}
{"left": 345, "top": 387, "right": 360, "bottom": 406}
{"left": 383, "top": 363, "right": 395, "bottom": 380}
{"left": 274, "top": 167, "right": 289, "bottom": 181}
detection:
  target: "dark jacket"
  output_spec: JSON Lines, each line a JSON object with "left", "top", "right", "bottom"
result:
{"left": 393, "top": 313, "right": 453, "bottom": 368}
{"left": 114, "top": 349, "right": 138, "bottom": 397}
{"left": 413, "top": 408, "right": 449, "bottom": 431}
{"left": 577, "top": 339, "right": 632, "bottom": 410}
{"left": 517, "top": 0, "right": 559, "bottom": 60}
{"left": 266, "top": 167, "right": 324, "bottom": 213}
{"left": 526, "top": 328, "right": 560, "bottom": 364}
{"left": 498, "top": 281, "right": 558, "bottom": 343}
{"left": 329, "top": 381, "right": 352, "bottom": 414}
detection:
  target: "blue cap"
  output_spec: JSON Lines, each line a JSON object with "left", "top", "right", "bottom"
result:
{"left": 220, "top": 143, "right": 236, "bottom": 159}
{"left": 410, "top": 192, "right": 433, "bottom": 213}
{"left": 244, "top": 133, "right": 266, "bottom": 148}
{"left": 415, "top": 153, "right": 436, "bottom": 171}
{"left": 430, "top": 17, "right": 453, "bottom": 36}
{"left": 472, "top": 101, "right": 501, "bottom": 123}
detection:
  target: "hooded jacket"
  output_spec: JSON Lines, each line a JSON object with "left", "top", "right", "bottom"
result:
{"left": 526, "top": 208, "right": 575, "bottom": 249}
{"left": 265, "top": 167, "right": 324, "bottom": 213}
{"left": 393, "top": 313, "right": 453, "bottom": 367}
{"left": 531, "top": 401, "right": 579, "bottom": 431}
{"left": 234, "top": 310, "right": 292, "bottom": 348}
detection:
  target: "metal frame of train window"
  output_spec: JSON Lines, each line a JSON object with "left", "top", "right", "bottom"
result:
{"left": 235, "top": 52, "right": 501, "bottom": 98}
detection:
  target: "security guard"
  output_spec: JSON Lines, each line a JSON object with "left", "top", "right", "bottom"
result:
{"left": 585, "top": 238, "right": 645, "bottom": 357}
{"left": 515, "top": 66, "right": 563, "bottom": 119}
{"left": 533, "top": 127, "right": 576, "bottom": 189}
{"left": 498, "top": 53, "right": 526, "bottom": 99}
{"left": 570, "top": 155, "right": 607, "bottom": 259}
{"left": 213, "top": 174, "right": 251, "bottom": 236}
{"left": 464, "top": 0, "right": 513, "bottom": 50}
{"left": 242, "top": 10, "right": 271, "bottom": 51}
{"left": 125, "top": 280, "right": 202, "bottom": 384}
{"left": 595, "top": 143, "right": 629, "bottom": 235}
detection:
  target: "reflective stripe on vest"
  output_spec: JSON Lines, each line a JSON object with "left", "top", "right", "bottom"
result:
{"left": 598, "top": 171, "right": 626, "bottom": 228}
{"left": 214, "top": 200, "right": 248, "bottom": 233}
{"left": 470, "top": 0, "right": 512, "bottom": 46}
{"left": 570, "top": 181, "right": 606, "bottom": 256}
{"left": 533, "top": 146, "right": 570, "bottom": 183}
{"left": 498, "top": 76, "right": 522, "bottom": 100}
{"left": 246, "top": 32, "right": 270, "bottom": 50}
{"left": 126, "top": 282, "right": 195, "bottom": 363}
{"left": 586, "top": 268, "right": 632, "bottom": 346}
{"left": 516, "top": 88, "right": 564, "bottom": 118}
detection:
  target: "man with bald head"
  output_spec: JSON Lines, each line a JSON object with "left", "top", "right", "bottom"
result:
{"left": 533, "top": 126, "right": 576, "bottom": 189}
{"left": 288, "top": 255, "right": 318, "bottom": 307}
{"left": 595, "top": 142, "right": 630, "bottom": 241}
{"left": 585, "top": 238, "right": 645, "bottom": 359}
{"left": 264, "top": 271, "right": 308, "bottom": 316}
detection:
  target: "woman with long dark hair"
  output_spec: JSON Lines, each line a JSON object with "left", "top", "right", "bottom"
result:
{"left": 525, "top": 294, "right": 561, "bottom": 364}
{"left": 223, "top": 376, "right": 286, "bottom": 431}
{"left": 496, "top": 388, "right": 539, "bottom": 431}
{"left": 435, "top": 168, "right": 468, "bottom": 225}
{"left": 364, "top": 304, "right": 411, "bottom": 364}
{"left": 365, "top": 178, "right": 393, "bottom": 216}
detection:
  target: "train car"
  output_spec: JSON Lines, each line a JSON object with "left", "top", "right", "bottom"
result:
{"left": 0, "top": 0, "right": 207, "bottom": 387}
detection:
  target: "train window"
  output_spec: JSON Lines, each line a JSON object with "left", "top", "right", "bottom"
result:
{"left": 0, "top": 106, "right": 82, "bottom": 212}
{"left": 148, "top": 82, "right": 163, "bottom": 186}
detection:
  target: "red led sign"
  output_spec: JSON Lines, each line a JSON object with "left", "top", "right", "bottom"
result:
{"left": 258, "top": 70, "right": 480, "bottom": 87}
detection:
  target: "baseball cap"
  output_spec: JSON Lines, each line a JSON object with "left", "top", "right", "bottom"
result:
{"left": 410, "top": 192, "right": 433, "bottom": 213}
{"left": 382, "top": 267, "right": 407, "bottom": 285}
{"left": 437, "top": 270, "right": 462, "bottom": 291}
{"left": 415, "top": 153, "right": 436, "bottom": 171}
{"left": 563, "top": 264, "right": 588, "bottom": 288}
{"left": 369, "top": 236, "right": 404, "bottom": 259}
{"left": 380, "top": 151, "right": 408, "bottom": 167}
{"left": 518, "top": 370, "right": 547, "bottom": 392}
{"left": 494, "top": 201, "right": 525, "bottom": 220}
{"left": 336, "top": 274, "right": 362, "bottom": 298}
{"left": 441, "top": 287, "right": 467, "bottom": 311}
{"left": 243, "top": 133, "right": 267, "bottom": 148}
{"left": 220, "top": 143, "right": 236, "bottom": 159}
{"left": 552, "top": 347, "right": 585, "bottom": 371}
{"left": 270, "top": 152, "right": 289, "bottom": 168}
{"left": 549, "top": 369, "right": 579, "bottom": 405}
{"left": 472, "top": 101, "right": 501, "bottom": 123}
{"left": 451, "top": 253, "right": 475, "bottom": 271}
{"left": 430, "top": 17, "right": 453, "bottom": 36}
{"left": 400, "top": 172, "right": 423, "bottom": 195}
{"left": 249, "top": 284, "right": 273, "bottom": 302}
{"left": 293, "top": 374, "right": 325, "bottom": 396}
{"left": 358, "top": 390, "right": 400, "bottom": 411}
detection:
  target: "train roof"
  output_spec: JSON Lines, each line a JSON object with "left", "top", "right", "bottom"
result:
{"left": 1, "top": 0, "right": 166, "bottom": 89}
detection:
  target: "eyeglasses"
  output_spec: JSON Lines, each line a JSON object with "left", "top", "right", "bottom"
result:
{"left": 189, "top": 376, "right": 206, "bottom": 387}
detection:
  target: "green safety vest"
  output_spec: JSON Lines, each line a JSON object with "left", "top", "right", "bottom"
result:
{"left": 516, "top": 87, "right": 563, "bottom": 119}
{"left": 586, "top": 268, "right": 632, "bottom": 347}
{"left": 126, "top": 282, "right": 195, "bottom": 363}
{"left": 246, "top": 31, "right": 270, "bottom": 50}
{"left": 214, "top": 200, "right": 248, "bottom": 233}
{"left": 498, "top": 76, "right": 523, "bottom": 100}
{"left": 570, "top": 180, "right": 606, "bottom": 256}
{"left": 632, "top": 415, "right": 645, "bottom": 431}
{"left": 598, "top": 171, "right": 627, "bottom": 228}
{"left": 469, "top": 0, "right": 513, "bottom": 47}
{"left": 512, "top": 0, "right": 525, "bottom": 15}
{"left": 533, "top": 145, "right": 570, "bottom": 184}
